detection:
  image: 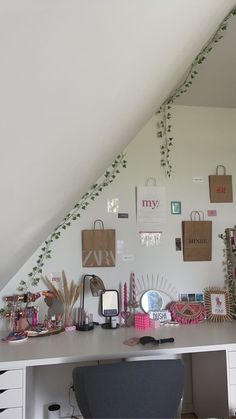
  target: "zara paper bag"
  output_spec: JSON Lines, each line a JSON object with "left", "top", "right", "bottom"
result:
{"left": 82, "top": 220, "right": 116, "bottom": 267}
{"left": 182, "top": 211, "right": 212, "bottom": 261}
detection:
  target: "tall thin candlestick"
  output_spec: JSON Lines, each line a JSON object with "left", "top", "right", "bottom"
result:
{"left": 131, "top": 272, "right": 136, "bottom": 304}
{"left": 119, "top": 282, "right": 122, "bottom": 314}
{"left": 124, "top": 282, "right": 128, "bottom": 311}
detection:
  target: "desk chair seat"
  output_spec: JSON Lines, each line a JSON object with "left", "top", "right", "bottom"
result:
{"left": 72, "top": 359, "right": 184, "bottom": 418}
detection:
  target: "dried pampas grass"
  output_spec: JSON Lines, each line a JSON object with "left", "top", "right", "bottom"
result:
{"left": 42, "top": 270, "right": 81, "bottom": 308}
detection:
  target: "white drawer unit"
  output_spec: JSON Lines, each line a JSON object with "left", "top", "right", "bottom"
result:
{"left": 0, "top": 369, "right": 24, "bottom": 419}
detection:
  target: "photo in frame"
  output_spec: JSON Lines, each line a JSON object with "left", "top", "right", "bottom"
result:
{"left": 204, "top": 287, "right": 233, "bottom": 322}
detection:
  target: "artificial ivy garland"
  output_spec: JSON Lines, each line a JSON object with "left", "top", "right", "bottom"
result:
{"left": 219, "top": 229, "right": 236, "bottom": 317}
{"left": 18, "top": 153, "right": 127, "bottom": 292}
{"left": 157, "top": 6, "right": 236, "bottom": 177}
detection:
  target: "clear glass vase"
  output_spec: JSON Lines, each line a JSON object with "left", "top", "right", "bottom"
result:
{"left": 64, "top": 305, "right": 74, "bottom": 328}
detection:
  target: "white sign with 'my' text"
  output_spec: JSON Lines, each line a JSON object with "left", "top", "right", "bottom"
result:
{"left": 136, "top": 186, "right": 166, "bottom": 225}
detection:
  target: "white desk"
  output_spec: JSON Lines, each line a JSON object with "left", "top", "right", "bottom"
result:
{"left": 1, "top": 321, "right": 236, "bottom": 418}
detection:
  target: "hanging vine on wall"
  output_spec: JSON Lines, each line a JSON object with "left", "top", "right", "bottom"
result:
{"left": 157, "top": 6, "right": 236, "bottom": 177}
{"left": 17, "top": 153, "right": 127, "bottom": 292}
{"left": 219, "top": 228, "right": 236, "bottom": 317}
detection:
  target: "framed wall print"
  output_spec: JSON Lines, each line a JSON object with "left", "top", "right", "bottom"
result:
{"left": 204, "top": 287, "right": 233, "bottom": 322}
{"left": 171, "top": 201, "right": 181, "bottom": 215}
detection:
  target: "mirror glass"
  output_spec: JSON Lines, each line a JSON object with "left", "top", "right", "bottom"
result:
{"left": 101, "top": 290, "right": 119, "bottom": 317}
{"left": 140, "top": 290, "right": 164, "bottom": 313}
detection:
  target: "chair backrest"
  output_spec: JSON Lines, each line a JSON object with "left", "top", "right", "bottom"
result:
{"left": 73, "top": 359, "right": 184, "bottom": 418}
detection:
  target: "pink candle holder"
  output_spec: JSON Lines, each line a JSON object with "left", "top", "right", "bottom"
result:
{"left": 120, "top": 310, "right": 131, "bottom": 327}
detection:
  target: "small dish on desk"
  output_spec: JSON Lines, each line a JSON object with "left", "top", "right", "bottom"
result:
{"left": 25, "top": 326, "right": 64, "bottom": 337}
{"left": 26, "top": 328, "right": 48, "bottom": 337}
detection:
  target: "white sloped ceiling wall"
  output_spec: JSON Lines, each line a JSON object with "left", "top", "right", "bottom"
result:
{"left": 0, "top": 0, "right": 235, "bottom": 290}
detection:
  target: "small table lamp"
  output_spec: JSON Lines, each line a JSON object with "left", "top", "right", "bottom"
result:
{"left": 77, "top": 274, "right": 105, "bottom": 331}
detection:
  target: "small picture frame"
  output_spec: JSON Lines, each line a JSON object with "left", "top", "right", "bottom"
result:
{"left": 180, "top": 293, "right": 188, "bottom": 302}
{"left": 171, "top": 201, "right": 181, "bottom": 215}
{"left": 204, "top": 287, "right": 233, "bottom": 322}
{"left": 196, "top": 293, "right": 204, "bottom": 302}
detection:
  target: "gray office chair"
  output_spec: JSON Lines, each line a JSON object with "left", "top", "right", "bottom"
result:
{"left": 72, "top": 359, "right": 184, "bottom": 418}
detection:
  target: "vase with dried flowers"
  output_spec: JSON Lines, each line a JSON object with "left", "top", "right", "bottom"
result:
{"left": 42, "top": 270, "right": 81, "bottom": 331}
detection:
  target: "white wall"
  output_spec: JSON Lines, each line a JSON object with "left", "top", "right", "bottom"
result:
{"left": 1, "top": 104, "right": 236, "bottom": 324}
{"left": 1, "top": 104, "right": 236, "bottom": 417}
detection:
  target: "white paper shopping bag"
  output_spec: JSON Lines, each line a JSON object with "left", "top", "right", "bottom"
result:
{"left": 136, "top": 186, "right": 166, "bottom": 224}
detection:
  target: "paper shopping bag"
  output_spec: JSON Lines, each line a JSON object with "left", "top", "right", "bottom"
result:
{"left": 182, "top": 211, "right": 212, "bottom": 261}
{"left": 209, "top": 165, "right": 233, "bottom": 203}
{"left": 82, "top": 220, "right": 116, "bottom": 267}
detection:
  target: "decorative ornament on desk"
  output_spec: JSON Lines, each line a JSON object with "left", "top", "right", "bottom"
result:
{"left": 204, "top": 287, "right": 233, "bottom": 322}
{"left": 169, "top": 301, "right": 205, "bottom": 324}
{"left": 42, "top": 270, "right": 82, "bottom": 331}
{"left": 129, "top": 272, "right": 139, "bottom": 309}
{"left": 120, "top": 282, "right": 130, "bottom": 327}
{"left": 136, "top": 273, "right": 178, "bottom": 309}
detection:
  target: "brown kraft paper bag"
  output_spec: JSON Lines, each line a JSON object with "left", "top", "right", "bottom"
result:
{"left": 209, "top": 165, "right": 233, "bottom": 203}
{"left": 82, "top": 220, "right": 116, "bottom": 267}
{"left": 182, "top": 211, "right": 212, "bottom": 261}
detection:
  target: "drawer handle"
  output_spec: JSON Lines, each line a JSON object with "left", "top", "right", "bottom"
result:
{"left": 0, "top": 409, "right": 6, "bottom": 413}
{"left": 0, "top": 372, "right": 7, "bottom": 376}
{"left": 0, "top": 390, "right": 7, "bottom": 394}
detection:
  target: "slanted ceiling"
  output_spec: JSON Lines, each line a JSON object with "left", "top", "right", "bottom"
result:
{"left": 0, "top": 0, "right": 235, "bottom": 290}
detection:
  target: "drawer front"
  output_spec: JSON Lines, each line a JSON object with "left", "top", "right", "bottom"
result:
{"left": 229, "top": 352, "right": 236, "bottom": 368}
{"left": 229, "top": 385, "right": 236, "bottom": 406}
{"left": 0, "top": 389, "right": 22, "bottom": 409}
{"left": 0, "top": 407, "right": 22, "bottom": 419}
{"left": 0, "top": 370, "right": 23, "bottom": 390}
{"left": 230, "top": 369, "right": 236, "bottom": 385}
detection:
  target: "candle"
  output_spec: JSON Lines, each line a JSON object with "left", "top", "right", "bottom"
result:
{"left": 131, "top": 272, "right": 136, "bottom": 304}
{"left": 124, "top": 282, "right": 128, "bottom": 311}
{"left": 119, "top": 282, "right": 122, "bottom": 313}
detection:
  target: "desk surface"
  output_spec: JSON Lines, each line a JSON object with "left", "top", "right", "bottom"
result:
{"left": 1, "top": 321, "right": 236, "bottom": 368}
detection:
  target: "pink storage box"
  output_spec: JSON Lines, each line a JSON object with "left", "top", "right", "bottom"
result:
{"left": 134, "top": 313, "right": 150, "bottom": 330}
{"left": 149, "top": 319, "right": 160, "bottom": 329}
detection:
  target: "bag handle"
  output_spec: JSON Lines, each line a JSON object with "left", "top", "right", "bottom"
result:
{"left": 216, "top": 165, "right": 226, "bottom": 175}
{"left": 145, "top": 177, "right": 157, "bottom": 186}
{"left": 190, "top": 211, "right": 204, "bottom": 221}
{"left": 93, "top": 219, "right": 104, "bottom": 230}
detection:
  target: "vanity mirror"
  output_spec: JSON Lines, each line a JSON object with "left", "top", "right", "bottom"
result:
{"left": 101, "top": 290, "right": 119, "bottom": 329}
